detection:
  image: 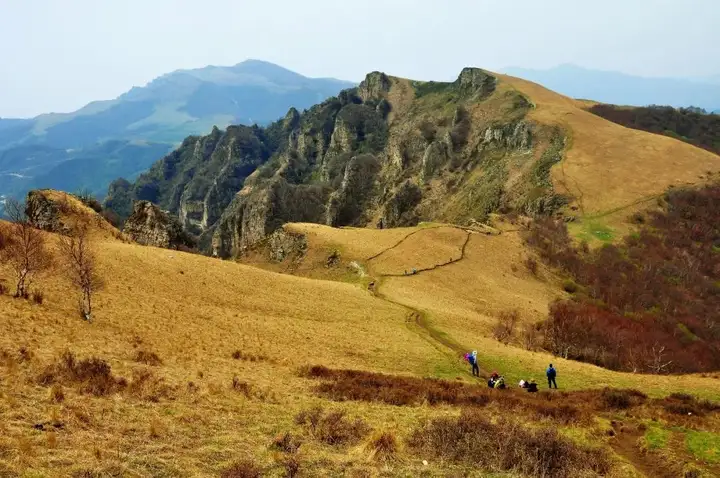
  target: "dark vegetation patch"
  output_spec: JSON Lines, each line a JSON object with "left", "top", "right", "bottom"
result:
{"left": 661, "top": 393, "right": 720, "bottom": 417}
{"left": 271, "top": 432, "right": 302, "bottom": 454}
{"left": 231, "top": 350, "right": 269, "bottom": 363}
{"left": 301, "top": 366, "right": 587, "bottom": 424}
{"left": 589, "top": 104, "right": 720, "bottom": 155}
{"left": 526, "top": 184, "right": 720, "bottom": 373}
{"left": 38, "top": 352, "right": 126, "bottom": 397}
{"left": 36, "top": 351, "right": 174, "bottom": 401}
{"left": 133, "top": 350, "right": 162, "bottom": 366}
{"left": 368, "top": 431, "right": 398, "bottom": 461}
{"left": 220, "top": 459, "right": 263, "bottom": 478}
{"left": 412, "top": 80, "right": 452, "bottom": 98}
{"left": 600, "top": 388, "right": 647, "bottom": 410}
{"left": 408, "top": 410, "right": 612, "bottom": 478}
{"left": 295, "top": 406, "right": 371, "bottom": 446}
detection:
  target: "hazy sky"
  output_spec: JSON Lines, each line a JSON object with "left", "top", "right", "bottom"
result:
{"left": 1, "top": 0, "right": 718, "bottom": 118}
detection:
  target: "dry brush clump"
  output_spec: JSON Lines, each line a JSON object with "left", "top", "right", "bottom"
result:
{"left": 660, "top": 393, "right": 720, "bottom": 417}
{"left": 133, "top": 349, "right": 163, "bottom": 366}
{"left": 38, "top": 351, "right": 126, "bottom": 397}
{"left": 367, "top": 431, "right": 399, "bottom": 462}
{"left": 37, "top": 351, "right": 174, "bottom": 401}
{"left": 492, "top": 309, "right": 519, "bottom": 344}
{"left": 295, "top": 406, "right": 371, "bottom": 446}
{"left": 301, "top": 366, "right": 588, "bottom": 425}
{"left": 220, "top": 459, "right": 263, "bottom": 478}
{"left": 599, "top": 388, "right": 647, "bottom": 410}
{"left": 408, "top": 410, "right": 612, "bottom": 478}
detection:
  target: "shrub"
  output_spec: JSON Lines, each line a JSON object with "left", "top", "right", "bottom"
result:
{"left": 524, "top": 256, "right": 539, "bottom": 275}
{"left": 231, "top": 376, "right": 253, "bottom": 397}
{"left": 281, "top": 455, "right": 300, "bottom": 478}
{"left": 127, "top": 368, "right": 174, "bottom": 402}
{"left": 661, "top": 393, "right": 720, "bottom": 416}
{"left": 271, "top": 432, "right": 302, "bottom": 454}
{"left": 133, "top": 350, "right": 162, "bottom": 366}
{"left": 38, "top": 351, "right": 126, "bottom": 396}
{"left": 295, "top": 407, "right": 371, "bottom": 446}
{"left": 220, "top": 459, "right": 262, "bottom": 478}
{"left": 49, "top": 384, "right": 65, "bottom": 403}
{"left": 521, "top": 323, "right": 541, "bottom": 351}
{"left": 31, "top": 290, "right": 44, "bottom": 304}
{"left": 600, "top": 388, "right": 647, "bottom": 410}
{"left": 561, "top": 279, "right": 578, "bottom": 294}
{"left": 492, "top": 309, "right": 519, "bottom": 344}
{"left": 408, "top": 410, "right": 611, "bottom": 477}
{"left": 0, "top": 281, "right": 7, "bottom": 295}
{"left": 418, "top": 120, "right": 437, "bottom": 143}
{"left": 368, "top": 431, "right": 398, "bottom": 461}
{"left": 533, "top": 403, "right": 585, "bottom": 425}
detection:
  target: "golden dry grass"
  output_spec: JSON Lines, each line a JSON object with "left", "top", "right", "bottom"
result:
{"left": 496, "top": 73, "right": 720, "bottom": 234}
{"left": 279, "top": 222, "right": 720, "bottom": 400}
{"left": 0, "top": 221, "right": 462, "bottom": 476}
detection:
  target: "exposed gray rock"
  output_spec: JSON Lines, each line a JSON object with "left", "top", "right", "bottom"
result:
{"left": 266, "top": 226, "right": 307, "bottom": 262}
{"left": 483, "top": 121, "right": 533, "bottom": 150}
{"left": 123, "top": 201, "right": 194, "bottom": 249}
{"left": 358, "top": 72, "right": 391, "bottom": 102}
{"left": 26, "top": 190, "right": 67, "bottom": 234}
{"left": 454, "top": 68, "right": 497, "bottom": 99}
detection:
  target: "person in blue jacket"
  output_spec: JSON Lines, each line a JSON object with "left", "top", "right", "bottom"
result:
{"left": 465, "top": 350, "right": 479, "bottom": 377}
{"left": 546, "top": 363, "right": 558, "bottom": 389}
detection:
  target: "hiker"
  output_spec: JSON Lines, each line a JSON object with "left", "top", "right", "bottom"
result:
{"left": 546, "top": 363, "right": 558, "bottom": 389}
{"left": 412, "top": 267, "right": 417, "bottom": 275}
{"left": 465, "top": 350, "right": 479, "bottom": 377}
{"left": 487, "top": 377, "right": 495, "bottom": 388}
{"left": 518, "top": 379, "right": 528, "bottom": 389}
{"left": 527, "top": 379, "right": 539, "bottom": 393}
{"left": 494, "top": 376, "right": 506, "bottom": 389}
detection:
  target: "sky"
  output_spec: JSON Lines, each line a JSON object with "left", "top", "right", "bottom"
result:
{"left": 0, "top": 0, "right": 718, "bottom": 118}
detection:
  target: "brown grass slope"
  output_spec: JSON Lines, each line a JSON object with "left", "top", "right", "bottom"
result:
{"left": 259, "top": 222, "right": 720, "bottom": 399}
{"left": 497, "top": 74, "right": 720, "bottom": 219}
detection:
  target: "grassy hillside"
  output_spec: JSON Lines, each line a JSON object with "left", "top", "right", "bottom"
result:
{"left": 0, "top": 193, "right": 719, "bottom": 476}
{"left": 498, "top": 73, "right": 720, "bottom": 243}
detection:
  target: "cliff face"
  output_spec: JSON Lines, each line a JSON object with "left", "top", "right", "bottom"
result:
{"left": 123, "top": 201, "right": 195, "bottom": 249}
{"left": 107, "top": 68, "right": 568, "bottom": 257}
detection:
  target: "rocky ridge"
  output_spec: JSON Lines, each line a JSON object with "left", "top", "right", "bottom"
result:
{"left": 106, "top": 68, "right": 567, "bottom": 256}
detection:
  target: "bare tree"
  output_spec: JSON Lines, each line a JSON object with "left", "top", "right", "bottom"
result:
{"left": 58, "top": 226, "right": 103, "bottom": 322}
{"left": 492, "top": 309, "right": 519, "bottom": 345}
{"left": 2, "top": 199, "right": 52, "bottom": 298}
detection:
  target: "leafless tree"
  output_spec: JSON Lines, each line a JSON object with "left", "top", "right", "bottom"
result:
{"left": 2, "top": 198, "right": 52, "bottom": 298}
{"left": 58, "top": 226, "right": 103, "bottom": 322}
{"left": 492, "top": 309, "right": 519, "bottom": 345}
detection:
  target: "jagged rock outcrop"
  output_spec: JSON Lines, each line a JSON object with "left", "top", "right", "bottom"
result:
{"left": 455, "top": 67, "right": 497, "bottom": 100}
{"left": 26, "top": 190, "right": 67, "bottom": 234}
{"left": 266, "top": 227, "right": 307, "bottom": 262}
{"left": 358, "top": 72, "right": 391, "bottom": 102}
{"left": 380, "top": 181, "right": 422, "bottom": 228}
{"left": 108, "top": 66, "right": 569, "bottom": 258}
{"left": 123, "top": 201, "right": 194, "bottom": 249}
{"left": 483, "top": 121, "right": 533, "bottom": 150}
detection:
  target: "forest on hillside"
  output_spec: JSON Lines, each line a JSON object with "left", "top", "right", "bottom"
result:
{"left": 526, "top": 184, "right": 720, "bottom": 374}
{"left": 589, "top": 104, "right": 720, "bottom": 155}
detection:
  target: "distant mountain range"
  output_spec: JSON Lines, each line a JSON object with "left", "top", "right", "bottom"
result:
{"left": 0, "top": 60, "right": 354, "bottom": 204}
{"left": 502, "top": 64, "right": 720, "bottom": 112}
